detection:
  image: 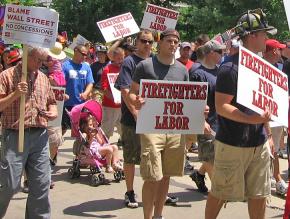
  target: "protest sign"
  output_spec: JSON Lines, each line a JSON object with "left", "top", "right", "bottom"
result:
{"left": 48, "top": 87, "right": 66, "bottom": 127}
{"left": 97, "top": 12, "right": 140, "bottom": 42}
{"left": 107, "top": 73, "right": 121, "bottom": 104}
{"left": 140, "top": 3, "right": 179, "bottom": 32}
{"left": 69, "top": 34, "right": 89, "bottom": 50}
{"left": 2, "top": 4, "right": 58, "bottom": 48}
{"left": 283, "top": 0, "right": 290, "bottom": 31}
{"left": 237, "top": 46, "right": 289, "bottom": 127}
{"left": 136, "top": 80, "right": 208, "bottom": 134}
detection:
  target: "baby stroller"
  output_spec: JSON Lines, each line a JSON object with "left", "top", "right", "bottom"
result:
{"left": 67, "top": 100, "right": 124, "bottom": 186}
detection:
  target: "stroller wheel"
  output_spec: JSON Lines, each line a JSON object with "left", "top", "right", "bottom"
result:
{"left": 90, "top": 166, "right": 97, "bottom": 174}
{"left": 98, "top": 173, "right": 106, "bottom": 183}
{"left": 114, "top": 171, "right": 122, "bottom": 182}
{"left": 68, "top": 167, "right": 74, "bottom": 179}
{"left": 74, "top": 168, "right": 81, "bottom": 178}
{"left": 121, "top": 170, "right": 125, "bottom": 180}
{"left": 91, "top": 174, "right": 100, "bottom": 186}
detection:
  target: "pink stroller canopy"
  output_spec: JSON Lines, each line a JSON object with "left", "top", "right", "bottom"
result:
{"left": 69, "top": 100, "right": 103, "bottom": 138}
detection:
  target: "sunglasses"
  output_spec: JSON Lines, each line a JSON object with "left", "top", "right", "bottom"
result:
{"left": 139, "top": 39, "right": 154, "bottom": 45}
{"left": 76, "top": 48, "right": 88, "bottom": 57}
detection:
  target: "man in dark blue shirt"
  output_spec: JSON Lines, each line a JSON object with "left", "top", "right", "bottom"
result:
{"left": 205, "top": 9, "right": 276, "bottom": 219}
{"left": 115, "top": 29, "right": 154, "bottom": 208}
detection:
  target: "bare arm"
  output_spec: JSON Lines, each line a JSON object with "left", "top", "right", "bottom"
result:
{"left": 121, "top": 88, "right": 138, "bottom": 120}
{"left": 80, "top": 83, "right": 93, "bottom": 100}
{"left": 128, "top": 81, "right": 145, "bottom": 111}
{"left": 215, "top": 91, "right": 271, "bottom": 124}
{"left": 0, "top": 81, "right": 28, "bottom": 112}
{"left": 107, "top": 39, "right": 122, "bottom": 61}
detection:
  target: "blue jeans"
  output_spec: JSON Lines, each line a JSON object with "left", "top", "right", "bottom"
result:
{"left": 0, "top": 128, "right": 51, "bottom": 219}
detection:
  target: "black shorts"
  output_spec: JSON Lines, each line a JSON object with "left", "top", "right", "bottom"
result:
{"left": 61, "top": 106, "right": 73, "bottom": 130}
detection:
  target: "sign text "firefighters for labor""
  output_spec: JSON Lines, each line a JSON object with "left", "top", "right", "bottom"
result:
{"left": 237, "top": 46, "right": 289, "bottom": 127}
{"left": 136, "top": 80, "right": 208, "bottom": 134}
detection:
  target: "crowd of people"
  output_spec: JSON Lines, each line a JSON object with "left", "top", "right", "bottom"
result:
{"left": 0, "top": 7, "right": 290, "bottom": 219}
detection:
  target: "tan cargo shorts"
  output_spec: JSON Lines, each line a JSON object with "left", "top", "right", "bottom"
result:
{"left": 140, "top": 133, "right": 186, "bottom": 181}
{"left": 211, "top": 140, "right": 271, "bottom": 201}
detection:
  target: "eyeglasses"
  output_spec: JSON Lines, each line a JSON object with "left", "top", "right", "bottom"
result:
{"left": 139, "top": 39, "right": 154, "bottom": 45}
{"left": 76, "top": 48, "right": 88, "bottom": 57}
{"left": 214, "top": 50, "right": 223, "bottom": 55}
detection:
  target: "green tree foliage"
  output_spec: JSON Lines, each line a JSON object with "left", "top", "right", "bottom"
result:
{"left": 50, "top": 0, "right": 289, "bottom": 42}
{"left": 0, "top": 0, "right": 36, "bottom": 6}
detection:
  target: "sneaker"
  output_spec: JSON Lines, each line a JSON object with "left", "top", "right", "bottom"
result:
{"left": 184, "top": 159, "right": 194, "bottom": 174}
{"left": 22, "top": 180, "right": 29, "bottom": 193}
{"left": 270, "top": 177, "right": 276, "bottom": 188}
{"left": 125, "top": 190, "right": 138, "bottom": 208}
{"left": 276, "top": 180, "right": 288, "bottom": 195}
{"left": 50, "top": 180, "right": 55, "bottom": 189}
{"left": 189, "top": 143, "right": 198, "bottom": 153}
{"left": 189, "top": 170, "right": 208, "bottom": 193}
{"left": 278, "top": 149, "right": 287, "bottom": 159}
{"left": 165, "top": 196, "right": 178, "bottom": 205}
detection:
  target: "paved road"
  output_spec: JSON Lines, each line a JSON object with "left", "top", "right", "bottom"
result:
{"left": 4, "top": 131, "right": 287, "bottom": 219}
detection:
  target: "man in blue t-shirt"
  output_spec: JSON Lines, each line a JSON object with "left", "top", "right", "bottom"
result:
{"left": 205, "top": 9, "right": 276, "bottom": 219}
{"left": 189, "top": 39, "right": 226, "bottom": 193}
{"left": 62, "top": 45, "right": 94, "bottom": 133}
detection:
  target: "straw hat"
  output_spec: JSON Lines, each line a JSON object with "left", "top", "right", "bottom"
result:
{"left": 46, "top": 42, "right": 66, "bottom": 60}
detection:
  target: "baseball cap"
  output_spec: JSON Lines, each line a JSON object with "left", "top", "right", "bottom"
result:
{"left": 7, "top": 49, "right": 22, "bottom": 64}
{"left": 180, "top": 42, "right": 191, "bottom": 49}
{"left": 203, "top": 40, "right": 226, "bottom": 54}
{"left": 235, "top": 8, "right": 277, "bottom": 37}
{"left": 160, "top": 29, "right": 180, "bottom": 40}
{"left": 266, "top": 39, "right": 286, "bottom": 49}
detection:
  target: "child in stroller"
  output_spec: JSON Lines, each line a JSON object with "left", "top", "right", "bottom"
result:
{"left": 67, "top": 100, "right": 124, "bottom": 185}
{"left": 79, "top": 114, "right": 123, "bottom": 173}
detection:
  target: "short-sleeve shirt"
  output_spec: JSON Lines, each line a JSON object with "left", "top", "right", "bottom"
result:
{"left": 115, "top": 54, "right": 144, "bottom": 126}
{"left": 90, "top": 61, "right": 110, "bottom": 89}
{"left": 215, "top": 53, "right": 266, "bottom": 147}
{"left": 189, "top": 64, "right": 218, "bottom": 132}
{"left": 133, "top": 55, "right": 188, "bottom": 83}
{"left": 101, "top": 63, "right": 121, "bottom": 108}
{"left": 62, "top": 60, "right": 94, "bottom": 107}
{"left": 0, "top": 63, "right": 56, "bottom": 129}
{"left": 177, "top": 58, "right": 194, "bottom": 71}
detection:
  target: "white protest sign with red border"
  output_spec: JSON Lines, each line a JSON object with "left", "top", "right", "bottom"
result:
{"left": 140, "top": 3, "right": 179, "bottom": 32}
{"left": 136, "top": 80, "right": 208, "bottom": 134}
{"left": 97, "top": 12, "right": 140, "bottom": 43}
{"left": 2, "top": 4, "right": 58, "bottom": 48}
{"left": 107, "top": 73, "right": 121, "bottom": 104}
{"left": 48, "top": 87, "right": 65, "bottom": 127}
{"left": 237, "top": 46, "right": 289, "bottom": 127}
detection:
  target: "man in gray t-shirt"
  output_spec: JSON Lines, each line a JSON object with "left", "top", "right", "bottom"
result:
{"left": 129, "top": 29, "right": 188, "bottom": 219}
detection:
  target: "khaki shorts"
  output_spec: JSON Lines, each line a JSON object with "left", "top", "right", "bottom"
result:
{"left": 211, "top": 140, "right": 271, "bottom": 201}
{"left": 101, "top": 106, "right": 121, "bottom": 138}
{"left": 122, "top": 124, "right": 141, "bottom": 165}
{"left": 197, "top": 134, "right": 215, "bottom": 162}
{"left": 47, "top": 126, "right": 64, "bottom": 148}
{"left": 140, "top": 133, "right": 186, "bottom": 181}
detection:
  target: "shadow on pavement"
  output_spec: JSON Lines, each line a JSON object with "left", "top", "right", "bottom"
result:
{"left": 63, "top": 198, "right": 124, "bottom": 218}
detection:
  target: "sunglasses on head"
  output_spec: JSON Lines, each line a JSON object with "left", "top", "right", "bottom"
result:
{"left": 139, "top": 39, "right": 154, "bottom": 45}
{"left": 76, "top": 48, "right": 88, "bottom": 57}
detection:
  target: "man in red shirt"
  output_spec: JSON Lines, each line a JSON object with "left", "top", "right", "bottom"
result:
{"left": 101, "top": 47, "right": 124, "bottom": 138}
{"left": 177, "top": 42, "right": 194, "bottom": 71}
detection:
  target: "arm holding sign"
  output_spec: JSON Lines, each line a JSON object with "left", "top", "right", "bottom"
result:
{"left": 215, "top": 91, "right": 271, "bottom": 124}
{"left": 0, "top": 81, "right": 28, "bottom": 112}
{"left": 128, "top": 81, "right": 145, "bottom": 119}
